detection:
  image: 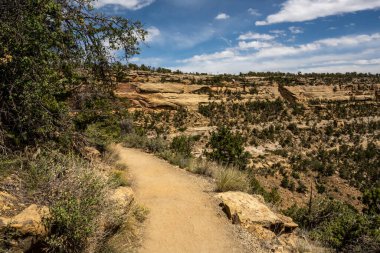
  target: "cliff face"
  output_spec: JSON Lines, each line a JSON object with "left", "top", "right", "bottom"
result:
{"left": 281, "top": 85, "right": 377, "bottom": 103}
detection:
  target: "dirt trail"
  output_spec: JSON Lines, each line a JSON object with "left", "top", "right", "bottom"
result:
{"left": 115, "top": 147, "right": 250, "bottom": 253}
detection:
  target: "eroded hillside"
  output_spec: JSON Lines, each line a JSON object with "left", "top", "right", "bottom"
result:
{"left": 117, "top": 70, "right": 379, "bottom": 210}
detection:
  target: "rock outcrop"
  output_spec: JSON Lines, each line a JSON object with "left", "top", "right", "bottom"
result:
{"left": 281, "top": 85, "right": 376, "bottom": 103}
{"left": 215, "top": 192, "right": 297, "bottom": 236}
{"left": 82, "top": 146, "right": 101, "bottom": 161}
{"left": 215, "top": 192, "right": 303, "bottom": 253}
{"left": 0, "top": 191, "right": 17, "bottom": 213}
{"left": 0, "top": 204, "right": 50, "bottom": 236}
{"left": 0, "top": 204, "right": 50, "bottom": 252}
{"left": 109, "top": 187, "right": 135, "bottom": 216}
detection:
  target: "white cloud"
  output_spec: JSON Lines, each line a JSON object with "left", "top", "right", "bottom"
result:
{"left": 248, "top": 8, "right": 261, "bottom": 16}
{"left": 174, "top": 33, "right": 380, "bottom": 74}
{"left": 94, "top": 0, "right": 155, "bottom": 10}
{"left": 289, "top": 26, "right": 303, "bottom": 34}
{"left": 256, "top": 0, "right": 380, "bottom": 25}
{"left": 130, "top": 57, "right": 164, "bottom": 67}
{"left": 270, "top": 30, "right": 287, "bottom": 36}
{"left": 238, "top": 41, "right": 273, "bottom": 50}
{"left": 181, "top": 50, "right": 235, "bottom": 63}
{"left": 141, "top": 26, "right": 215, "bottom": 49}
{"left": 316, "top": 33, "right": 380, "bottom": 47}
{"left": 145, "top": 26, "right": 161, "bottom": 43}
{"left": 215, "top": 13, "right": 230, "bottom": 20}
{"left": 238, "top": 32, "right": 275, "bottom": 41}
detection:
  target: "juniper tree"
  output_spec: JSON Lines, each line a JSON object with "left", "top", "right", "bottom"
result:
{"left": 0, "top": 0, "right": 146, "bottom": 147}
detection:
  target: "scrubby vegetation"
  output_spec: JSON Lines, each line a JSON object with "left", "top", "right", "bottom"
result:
{"left": 0, "top": 0, "right": 147, "bottom": 251}
{"left": 1, "top": 2, "right": 379, "bottom": 250}
{"left": 284, "top": 198, "right": 380, "bottom": 252}
{"left": 121, "top": 66, "right": 379, "bottom": 252}
{"left": 206, "top": 126, "right": 251, "bottom": 170}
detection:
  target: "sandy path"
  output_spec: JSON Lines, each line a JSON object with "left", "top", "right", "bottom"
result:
{"left": 116, "top": 147, "right": 248, "bottom": 253}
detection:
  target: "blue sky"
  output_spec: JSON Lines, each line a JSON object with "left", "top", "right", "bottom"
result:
{"left": 96, "top": 0, "right": 380, "bottom": 73}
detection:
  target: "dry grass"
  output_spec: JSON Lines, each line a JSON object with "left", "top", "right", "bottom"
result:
{"left": 109, "top": 169, "right": 131, "bottom": 187}
{"left": 98, "top": 204, "right": 149, "bottom": 253}
{"left": 187, "top": 158, "right": 217, "bottom": 177}
{"left": 6, "top": 145, "right": 144, "bottom": 253}
{"left": 215, "top": 166, "right": 249, "bottom": 192}
{"left": 294, "top": 233, "right": 331, "bottom": 253}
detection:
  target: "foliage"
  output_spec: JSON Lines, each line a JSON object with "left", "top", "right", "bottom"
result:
{"left": 249, "top": 176, "right": 281, "bottom": 205}
{"left": 284, "top": 198, "right": 380, "bottom": 251}
{"left": 170, "top": 135, "right": 194, "bottom": 158}
{"left": 123, "top": 133, "right": 167, "bottom": 153}
{"left": 281, "top": 175, "right": 296, "bottom": 192}
{"left": 159, "top": 151, "right": 192, "bottom": 169}
{"left": 109, "top": 170, "right": 130, "bottom": 187}
{"left": 5, "top": 150, "right": 123, "bottom": 252}
{"left": 206, "top": 126, "right": 251, "bottom": 170}
{"left": 0, "top": 0, "right": 145, "bottom": 148}
{"left": 363, "top": 187, "right": 380, "bottom": 215}
{"left": 173, "top": 107, "right": 189, "bottom": 130}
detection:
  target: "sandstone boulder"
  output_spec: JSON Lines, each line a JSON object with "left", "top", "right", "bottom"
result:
{"left": 2, "top": 204, "right": 50, "bottom": 236}
{"left": 0, "top": 191, "right": 16, "bottom": 212}
{"left": 215, "top": 191, "right": 298, "bottom": 236}
{"left": 109, "top": 187, "right": 134, "bottom": 214}
{"left": 82, "top": 146, "right": 101, "bottom": 160}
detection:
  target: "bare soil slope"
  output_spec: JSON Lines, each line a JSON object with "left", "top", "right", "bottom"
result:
{"left": 115, "top": 146, "right": 261, "bottom": 253}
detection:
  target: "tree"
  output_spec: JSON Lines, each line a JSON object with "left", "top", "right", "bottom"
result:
{"left": 170, "top": 135, "right": 193, "bottom": 158}
{"left": 363, "top": 187, "right": 380, "bottom": 215}
{"left": 206, "top": 126, "right": 251, "bottom": 169}
{"left": 0, "top": 0, "right": 146, "bottom": 147}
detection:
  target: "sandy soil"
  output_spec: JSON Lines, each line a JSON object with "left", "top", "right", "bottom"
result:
{"left": 115, "top": 147, "right": 262, "bottom": 253}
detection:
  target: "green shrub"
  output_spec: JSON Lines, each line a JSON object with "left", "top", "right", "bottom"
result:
{"left": 284, "top": 198, "right": 380, "bottom": 251}
{"left": 159, "top": 151, "right": 191, "bottom": 169}
{"left": 316, "top": 183, "right": 326, "bottom": 194}
{"left": 296, "top": 180, "right": 307, "bottom": 193}
{"left": 123, "top": 133, "right": 148, "bottom": 148}
{"left": 123, "top": 134, "right": 167, "bottom": 153}
{"left": 170, "top": 135, "right": 193, "bottom": 158}
{"left": 281, "top": 175, "right": 295, "bottom": 191}
{"left": 109, "top": 170, "right": 130, "bottom": 187}
{"left": 11, "top": 150, "right": 137, "bottom": 253}
{"left": 85, "top": 121, "right": 121, "bottom": 150}
{"left": 249, "top": 176, "right": 281, "bottom": 205}
{"left": 146, "top": 138, "right": 167, "bottom": 153}
{"left": 189, "top": 159, "right": 216, "bottom": 177}
{"left": 363, "top": 187, "right": 380, "bottom": 215}
{"left": 44, "top": 169, "right": 108, "bottom": 252}
{"left": 206, "top": 126, "right": 251, "bottom": 170}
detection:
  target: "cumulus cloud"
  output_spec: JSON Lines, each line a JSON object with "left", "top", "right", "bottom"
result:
{"left": 238, "top": 41, "right": 273, "bottom": 50}
{"left": 130, "top": 56, "right": 164, "bottom": 67}
{"left": 94, "top": 0, "right": 155, "bottom": 10}
{"left": 145, "top": 26, "right": 161, "bottom": 43}
{"left": 215, "top": 13, "right": 230, "bottom": 20}
{"left": 174, "top": 33, "right": 380, "bottom": 74}
{"left": 181, "top": 50, "right": 235, "bottom": 63}
{"left": 238, "top": 32, "right": 275, "bottom": 41}
{"left": 256, "top": 0, "right": 380, "bottom": 25}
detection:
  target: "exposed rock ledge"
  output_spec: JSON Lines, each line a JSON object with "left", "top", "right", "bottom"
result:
{"left": 215, "top": 191, "right": 298, "bottom": 237}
